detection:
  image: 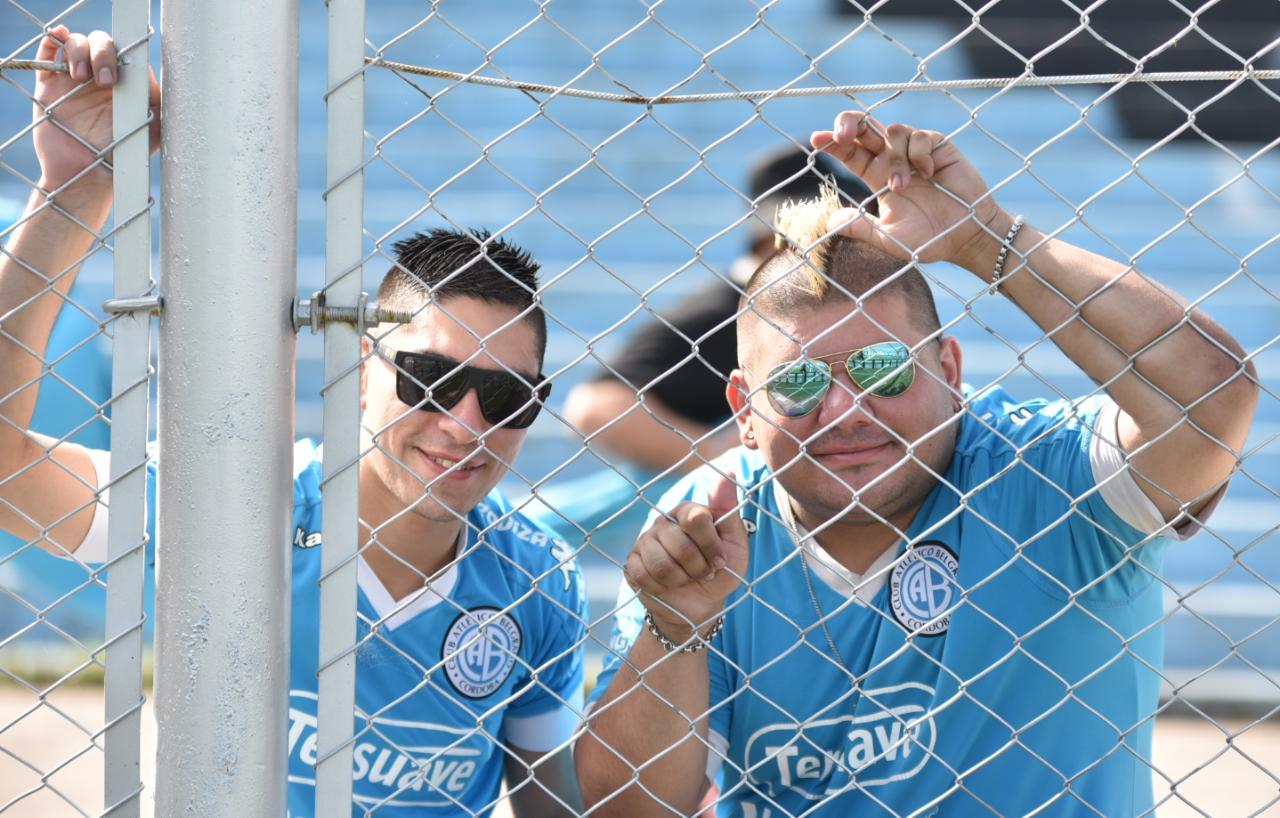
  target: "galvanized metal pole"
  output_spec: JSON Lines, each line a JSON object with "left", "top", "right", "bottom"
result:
{"left": 154, "top": 0, "right": 297, "bottom": 813}
{"left": 315, "top": 0, "right": 365, "bottom": 812}
{"left": 102, "top": 0, "right": 152, "bottom": 814}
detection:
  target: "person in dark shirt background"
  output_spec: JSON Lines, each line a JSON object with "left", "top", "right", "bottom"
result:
{"left": 564, "top": 146, "right": 876, "bottom": 473}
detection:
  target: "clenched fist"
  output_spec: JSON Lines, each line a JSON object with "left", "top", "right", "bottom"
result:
{"left": 623, "top": 472, "right": 750, "bottom": 640}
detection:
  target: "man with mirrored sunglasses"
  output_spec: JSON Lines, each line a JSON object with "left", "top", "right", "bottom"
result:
{"left": 0, "top": 31, "right": 584, "bottom": 818}
{"left": 578, "top": 110, "right": 1258, "bottom": 817}
{"left": 756, "top": 340, "right": 918, "bottom": 416}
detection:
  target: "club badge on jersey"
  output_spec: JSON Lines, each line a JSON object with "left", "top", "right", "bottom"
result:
{"left": 889, "top": 541, "right": 960, "bottom": 636}
{"left": 443, "top": 608, "right": 524, "bottom": 698}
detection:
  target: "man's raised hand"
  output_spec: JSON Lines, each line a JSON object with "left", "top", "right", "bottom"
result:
{"left": 32, "top": 26, "right": 160, "bottom": 193}
{"left": 623, "top": 471, "right": 750, "bottom": 641}
{"left": 811, "top": 110, "right": 1009, "bottom": 272}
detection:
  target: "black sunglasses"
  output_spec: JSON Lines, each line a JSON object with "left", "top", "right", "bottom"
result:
{"left": 392, "top": 350, "right": 550, "bottom": 429}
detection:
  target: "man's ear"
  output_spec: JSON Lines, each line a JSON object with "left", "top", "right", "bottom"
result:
{"left": 360, "top": 336, "right": 372, "bottom": 412}
{"left": 726, "top": 369, "right": 758, "bottom": 449}
{"left": 937, "top": 335, "right": 963, "bottom": 410}
{"left": 938, "top": 336, "right": 962, "bottom": 389}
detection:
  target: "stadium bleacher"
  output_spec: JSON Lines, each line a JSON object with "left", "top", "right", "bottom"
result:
{"left": 0, "top": 0, "right": 1275, "bottom": 705}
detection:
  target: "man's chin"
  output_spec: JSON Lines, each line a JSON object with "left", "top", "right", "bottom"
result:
{"left": 818, "top": 474, "right": 923, "bottom": 522}
{"left": 831, "top": 503, "right": 902, "bottom": 529}
{"left": 406, "top": 492, "right": 474, "bottom": 524}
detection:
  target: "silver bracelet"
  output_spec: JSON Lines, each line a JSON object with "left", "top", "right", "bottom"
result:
{"left": 988, "top": 213, "right": 1026, "bottom": 295}
{"left": 644, "top": 611, "right": 725, "bottom": 654}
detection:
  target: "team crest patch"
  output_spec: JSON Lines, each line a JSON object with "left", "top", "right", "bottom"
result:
{"left": 890, "top": 542, "right": 960, "bottom": 637}
{"left": 443, "top": 608, "right": 522, "bottom": 699}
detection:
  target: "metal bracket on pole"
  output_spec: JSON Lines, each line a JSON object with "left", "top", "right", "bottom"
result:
{"left": 103, "top": 295, "right": 164, "bottom": 317}
{"left": 292, "top": 291, "right": 413, "bottom": 334}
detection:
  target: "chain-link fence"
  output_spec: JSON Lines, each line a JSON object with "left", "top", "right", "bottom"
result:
{"left": 0, "top": 0, "right": 152, "bottom": 815}
{"left": 332, "top": 2, "right": 1280, "bottom": 816}
{"left": 2, "top": 0, "right": 1279, "bottom": 816}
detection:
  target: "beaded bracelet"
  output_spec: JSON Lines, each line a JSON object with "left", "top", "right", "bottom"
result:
{"left": 644, "top": 611, "right": 726, "bottom": 653}
{"left": 988, "top": 213, "right": 1026, "bottom": 295}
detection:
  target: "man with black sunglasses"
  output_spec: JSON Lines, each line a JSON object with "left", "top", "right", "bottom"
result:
{"left": 577, "top": 110, "right": 1259, "bottom": 817}
{"left": 0, "top": 30, "right": 583, "bottom": 818}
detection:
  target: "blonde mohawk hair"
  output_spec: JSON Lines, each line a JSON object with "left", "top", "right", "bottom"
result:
{"left": 771, "top": 185, "right": 845, "bottom": 299}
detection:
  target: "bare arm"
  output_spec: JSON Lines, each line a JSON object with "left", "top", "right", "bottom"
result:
{"left": 0, "top": 29, "right": 157, "bottom": 553}
{"left": 969, "top": 220, "right": 1253, "bottom": 521}
{"left": 0, "top": 182, "right": 109, "bottom": 553}
{"left": 576, "top": 628, "right": 715, "bottom": 817}
{"left": 814, "top": 111, "right": 1257, "bottom": 523}
{"left": 503, "top": 744, "right": 583, "bottom": 818}
{"left": 576, "top": 474, "right": 746, "bottom": 817}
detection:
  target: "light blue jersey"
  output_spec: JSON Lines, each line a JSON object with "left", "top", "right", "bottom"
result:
{"left": 592, "top": 387, "right": 1175, "bottom": 818}
{"left": 85, "top": 440, "right": 586, "bottom": 817}
{"left": 286, "top": 441, "right": 587, "bottom": 817}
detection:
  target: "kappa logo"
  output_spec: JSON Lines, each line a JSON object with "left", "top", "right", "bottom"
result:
{"left": 743, "top": 682, "right": 938, "bottom": 800}
{"left": 890, "top": 542, "right": 960, "bottom": 637}
{"left": 293, "top": 526, "right": 321, "bottom": 549}
{"left": 443, "top": 608, "right": 522, "bottom": 698}
{"left": 1009, "top": 406, "right": 1036, "bottom": 426}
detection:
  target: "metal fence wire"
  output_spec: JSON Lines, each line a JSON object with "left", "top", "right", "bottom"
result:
{"left": 3, "top": 0, "right": 1280, "bottom": 816}
{"left": 0, "top": 0, "right": 151, "bottom": 816}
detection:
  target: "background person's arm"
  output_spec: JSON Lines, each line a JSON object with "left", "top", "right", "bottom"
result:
{"left": 564, "top": 281, "right": 741, "bottom": 473}
{"left": 564, "top": 381, "right": 737, "bottom": 473}
{"left": 814, "top": 111, "right": 1257, "bottom": 524}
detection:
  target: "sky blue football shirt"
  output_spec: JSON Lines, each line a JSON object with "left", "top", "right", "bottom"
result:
{"left": 592, "top": 387, "right": 1172, "bottom": 818}
{"left": 79, "top": 439, "right": 586, "bottom": 818}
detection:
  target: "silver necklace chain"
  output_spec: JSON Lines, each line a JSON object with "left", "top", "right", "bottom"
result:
{"left": 799, "top": 549, "right": 850, "bottom": 671}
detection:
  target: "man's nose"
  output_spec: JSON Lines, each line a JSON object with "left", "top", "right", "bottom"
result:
{"left": 815, "top": 375, "right": 877, "bottom": 431}
{"left": 436, "top": 387, "right": 490, "bottom": 440}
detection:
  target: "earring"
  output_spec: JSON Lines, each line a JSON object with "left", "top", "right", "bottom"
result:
{"left": 746, "top": 431, "right": 755, "bottom": 440}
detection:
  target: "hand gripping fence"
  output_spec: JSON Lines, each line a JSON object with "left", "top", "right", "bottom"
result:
{"left": 3, "top": 0, "right": 1280, "bottom": 817}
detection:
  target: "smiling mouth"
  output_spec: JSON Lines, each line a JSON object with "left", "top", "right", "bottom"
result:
{"left": 417, "top": 448, "right": 485, "bottom": 476}
{"left": 808, "top": 442, "right": 892, "bottom": 465}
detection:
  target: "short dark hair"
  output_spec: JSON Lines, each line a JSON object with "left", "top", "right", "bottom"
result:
{"left": 377, "top": 228, "right": 547, "bottom": 365}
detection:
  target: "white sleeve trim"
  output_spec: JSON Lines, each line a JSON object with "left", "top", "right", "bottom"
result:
{"left": 705, "top": 729, "right": 729, "bottom": 783}
{"left": 503, "top": 689, "right": 584, "bottom": 753}
{"left": 70, "top": 448, "right": 112, "bottom": 564}
{"left": 1089, "top": 399, "right": 1224, "bottom": 542}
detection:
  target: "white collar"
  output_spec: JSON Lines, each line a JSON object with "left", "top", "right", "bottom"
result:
{"left": 357, "top": 527, "right": 465, "bottom": 631}
{"left": 771, "top": 478, "right": 897, "bottom": 604}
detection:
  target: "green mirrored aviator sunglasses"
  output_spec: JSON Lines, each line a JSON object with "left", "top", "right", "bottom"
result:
{"left": 764, "top": 341, "right": 916, "bottom": 417}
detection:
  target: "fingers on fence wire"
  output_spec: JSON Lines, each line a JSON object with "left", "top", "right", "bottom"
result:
{"left": 53, "top": 29, "right": 117, "bottom": 86}
{"left": 808, "top": 110, "right": 1002, "bottom": 268}
{"left": 31, "top": 27, "right": 161, "bottom": 190}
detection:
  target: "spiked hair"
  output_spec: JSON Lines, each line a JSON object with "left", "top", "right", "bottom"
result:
{"left": 769, "top": 185, "right": 846, "bottom": 300}
{"left": 739, "top": 190, "right": 942, "bottom": 353}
